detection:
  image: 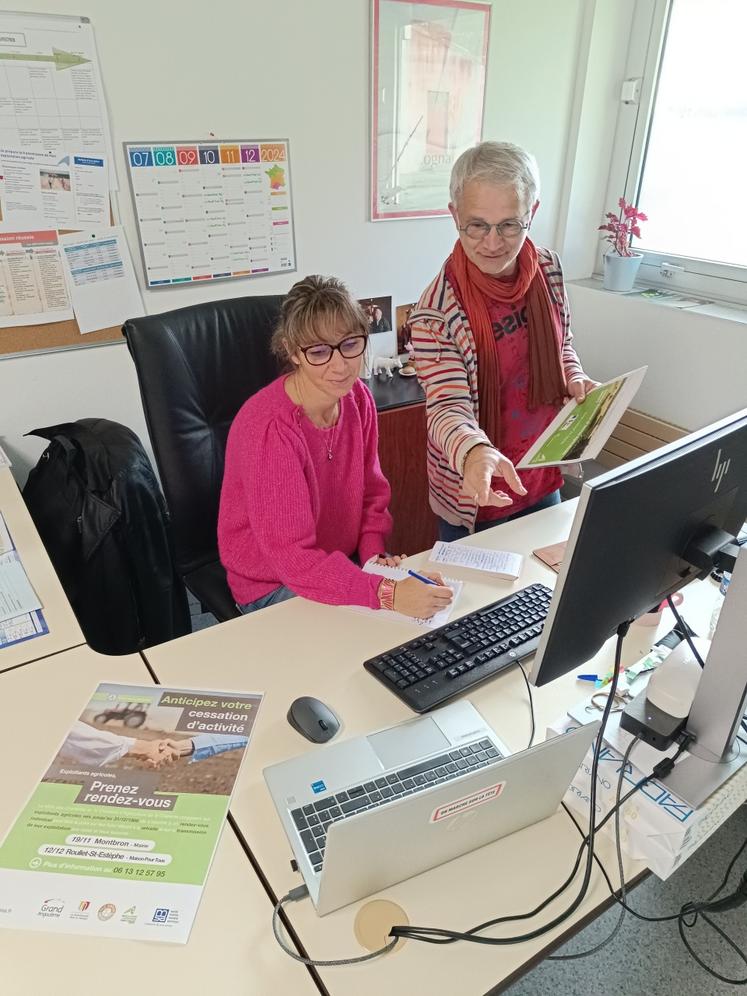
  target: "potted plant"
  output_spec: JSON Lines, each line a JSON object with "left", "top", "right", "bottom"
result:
{"left": 598, "top": 197, "right": 648, "bottom": 292}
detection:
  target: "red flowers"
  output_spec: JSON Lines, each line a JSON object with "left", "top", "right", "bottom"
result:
{"left": 598, "top": 197, "right": 648, "bottom": 257}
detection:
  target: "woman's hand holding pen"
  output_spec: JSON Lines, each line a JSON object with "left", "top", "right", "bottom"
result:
{"left": 394, "top": 571, "right": 452, "bottom": 618}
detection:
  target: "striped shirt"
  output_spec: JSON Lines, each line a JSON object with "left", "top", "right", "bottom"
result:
{"left": 410, "top": 247, "right": 585, "bottom": 530}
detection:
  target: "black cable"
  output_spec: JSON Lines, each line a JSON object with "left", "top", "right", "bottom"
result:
{"left": 706, "top": 836, "right": 747, "bottom": 904}
{"left": 390, "top": 623, "right": 630, "bottom": 947}
{"left": 678, "top": 911, "right": 747, "bottom": 985}
{"left": 666, "top": 595, "right": 705, "bottom": 667}
{"left": 516, "top": 661, "right": 535, "bottom": 749}
{"left": 562, "top": 757, "right": 747, "bottom": 983}
{"left": 272, "top": 886, "right": 399, "bottom": 965}
{"left": 548, "top": 735, "right": 640, "bottom": 960}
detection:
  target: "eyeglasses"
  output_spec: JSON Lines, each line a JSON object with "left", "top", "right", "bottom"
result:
{"left": 299, "top": 334, "right": 368, "bottom": 366}
{"left": 459, "top": 219, "right": 530, "bottom": 241}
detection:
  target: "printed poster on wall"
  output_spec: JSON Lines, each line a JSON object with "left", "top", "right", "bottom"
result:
{"left": 124, "top": 138, "right": 297, "bottom": 288}
{"left": 371, "top": 0, "right": 491, "bottom": 220}
{"left": 0, "top": 13, "right": 115, "bottom": 187}
{"left": 0, "top": 683, "right": 262, "bottom": 943}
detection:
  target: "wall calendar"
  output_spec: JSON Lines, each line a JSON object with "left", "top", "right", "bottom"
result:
{"left": 123, "top": 138, "right": 296, "bottom": 288}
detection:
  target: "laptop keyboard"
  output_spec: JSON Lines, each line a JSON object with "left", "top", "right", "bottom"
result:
{"left": 363, "top": 583, "right": 552, "bottom": 712}
{"left": 289, "top": 737, "right": 503, "bottom": 873}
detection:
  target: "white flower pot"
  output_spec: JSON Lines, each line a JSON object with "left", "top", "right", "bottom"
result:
{"left": 602, "top": 251, "right": 643, "bottom": 292}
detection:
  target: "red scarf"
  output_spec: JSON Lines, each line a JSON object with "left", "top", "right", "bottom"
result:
{"left": 445, "top": 239, "right": 566, "bottom": 449}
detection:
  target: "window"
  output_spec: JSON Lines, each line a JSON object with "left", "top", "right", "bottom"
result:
{"left": 604, "top": 0, "right": 747, "bottom": 304}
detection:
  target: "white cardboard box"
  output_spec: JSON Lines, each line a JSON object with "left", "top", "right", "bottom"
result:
{"left": 550, "top": 706, "right": 747, "bottom": 879}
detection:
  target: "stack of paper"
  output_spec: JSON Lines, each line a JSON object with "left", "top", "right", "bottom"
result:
{"left": 428, "top": 540, "right": 523, "bottom": 580}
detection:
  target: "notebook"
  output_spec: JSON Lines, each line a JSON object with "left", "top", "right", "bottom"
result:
{"left": 344, "top": 562, "right": 463, "bottom": 629}
{"left": 264, "top": 700, "right": 600, "bottom": 915}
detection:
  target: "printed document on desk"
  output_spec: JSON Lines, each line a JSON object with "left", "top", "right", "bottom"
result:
{"left": 0, "top": 550, "right": 42, "bottom": 623}
{"left": 345, "top": 562, "right": 463, "bottom": 629}
{"left": 0, "top": 683, "right": 263, "bottom": 943}
{"left": 0, "top": 516, "right": 48, "bottom": 648}
{"left": 59, "top": 227, "right": 143, "bottom": 333}
{"left": 517, "top": 366, "right": 647, "bottom": 469}
{"left": 428, "top": 540, "right": 523, "bottom": 579}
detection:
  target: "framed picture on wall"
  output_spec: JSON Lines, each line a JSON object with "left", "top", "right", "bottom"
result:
{"left": 371, "top": 0, "right": 491, "bottom": 221}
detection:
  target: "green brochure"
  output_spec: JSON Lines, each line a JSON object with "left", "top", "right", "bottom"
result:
{"left": 517, "top": 367, "right": 647, "bottom": 468}
{"left": 0, "top": 682, "right": 262, "bottom": 943}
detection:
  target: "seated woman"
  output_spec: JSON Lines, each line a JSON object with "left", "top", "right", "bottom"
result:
{"left": 218, "top": 274, "right": 452, "bottom": 619}
{"left": 410, "top": 141, "right": 597, "bottom": 541}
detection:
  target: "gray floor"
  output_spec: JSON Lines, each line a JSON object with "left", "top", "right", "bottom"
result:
{"left": 187, "top": 592, "right": 219, "bottom": 632}
{"left": 186, "top": 595, "right": 747, "bottom": 994}
{"left": 503, "top": 805, "right": 747, "bottom": 995}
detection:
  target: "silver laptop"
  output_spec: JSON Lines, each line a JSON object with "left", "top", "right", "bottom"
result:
{"left": 264, "top": 700, "right": 599, "bottom": 915}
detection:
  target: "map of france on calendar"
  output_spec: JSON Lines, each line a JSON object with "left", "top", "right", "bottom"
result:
{"left": 124, "top": 139, "right": 296, "bottom": 288}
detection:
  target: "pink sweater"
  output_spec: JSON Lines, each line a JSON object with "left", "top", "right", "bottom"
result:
{"left": 218, "top": 376, "right": 392, "bottom": 608}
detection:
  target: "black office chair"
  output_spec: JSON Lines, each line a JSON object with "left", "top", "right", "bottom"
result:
{"left": 123, "top": 294, "right": 284, "bottom": 621}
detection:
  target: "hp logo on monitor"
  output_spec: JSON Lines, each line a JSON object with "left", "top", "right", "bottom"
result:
{"left": 712, "top": 448, "right": 731, "bottom": 492}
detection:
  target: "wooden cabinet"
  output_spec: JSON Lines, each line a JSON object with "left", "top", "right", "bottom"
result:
{"left": 375, "top": 393, "right": 437, "bottom": 555}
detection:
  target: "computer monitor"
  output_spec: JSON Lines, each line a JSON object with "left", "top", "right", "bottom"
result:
{"left": 529, "top": 408, "right": 747, "bottom": 806}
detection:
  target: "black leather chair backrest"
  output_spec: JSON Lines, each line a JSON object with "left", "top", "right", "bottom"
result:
{"left": 123, "top": 294, "right": 283, "bottom": 596}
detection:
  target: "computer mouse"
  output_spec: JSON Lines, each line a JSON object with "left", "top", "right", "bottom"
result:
{"left": 287, "top": 696, "right": 340, "bottom": 743}
{"left": 646, "top": 638, "right": 708, "bottom": 718}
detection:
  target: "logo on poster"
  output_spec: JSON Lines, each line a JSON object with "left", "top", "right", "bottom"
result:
{"left": 38, "top": 898, "right": 65, "bottom": 918}
{"left": 152, "top": 907, "right": 169, "bottom": 923}
{"left": 97, "top": 903, "right": 116, "bottom": 921}
{"left": 79, "top": 900, "right": 90, "bottom": 912}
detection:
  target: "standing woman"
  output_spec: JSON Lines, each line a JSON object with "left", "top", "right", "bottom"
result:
{"left": 411, "top": 141, "right": 597, "bottom": 541}
{"left": 218, "top": 275, "right": 451, "bottom": 618}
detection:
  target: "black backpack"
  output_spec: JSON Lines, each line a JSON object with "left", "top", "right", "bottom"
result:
{"left": 22, "top": 418, "right": 191, "bottom": 654}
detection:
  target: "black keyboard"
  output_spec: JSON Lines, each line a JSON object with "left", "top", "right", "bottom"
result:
{"left": 364, "top": 583, "right": 553, "bottom": 712}
{"left": 289, "top": 736, "right": 503, "bottom": 873}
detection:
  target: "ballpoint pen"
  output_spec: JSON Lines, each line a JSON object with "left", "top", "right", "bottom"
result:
{"left": 407, "top": 569, "right": 439, "bottom": 586}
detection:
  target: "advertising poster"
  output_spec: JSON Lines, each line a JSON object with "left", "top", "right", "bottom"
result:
{"left": 0, "top": 683, "right": 262, "bottom": 943}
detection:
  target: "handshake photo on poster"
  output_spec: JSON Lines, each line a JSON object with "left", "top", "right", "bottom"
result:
{"left": 58, "top": 720, "right": 249, "bottom": 771}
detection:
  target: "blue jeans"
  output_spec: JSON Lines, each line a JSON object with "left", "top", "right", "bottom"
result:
{"left": 237, "top": 585, "right": 296, "bottom": 615}
{"left": 438, "top": 489, "right": 562, "bottom": 543}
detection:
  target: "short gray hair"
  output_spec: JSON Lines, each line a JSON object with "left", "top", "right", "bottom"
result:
{"left": 449, "top": 141, "right": 540, "bottom": 210}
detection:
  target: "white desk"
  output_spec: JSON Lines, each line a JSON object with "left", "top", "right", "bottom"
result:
{"left": 0, "top": 645, "right": 318, "bottom": 996}
{"left": 142, "top": 502, "right": 720, "bottom": 995}
{"left": 0, "top": 467, "right": 84, "bottom": 673}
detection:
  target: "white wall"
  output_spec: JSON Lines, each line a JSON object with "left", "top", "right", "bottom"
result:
{"left": 3, "top": 0, "right": 740, "bottom": 482}
{"left": 0, "top": 0, "right": 586, "bottom": 481}
{"left": 568, "top": 284, "right": 747, "bottom": 431}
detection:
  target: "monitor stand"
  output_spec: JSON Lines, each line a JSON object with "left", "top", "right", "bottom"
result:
{"left": 663, "top": 544, "right": 747, "bottom": 808}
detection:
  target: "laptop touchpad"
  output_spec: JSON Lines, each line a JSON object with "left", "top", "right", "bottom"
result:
{"left": 368, "top": 717, "right": 450, "bottom": 770}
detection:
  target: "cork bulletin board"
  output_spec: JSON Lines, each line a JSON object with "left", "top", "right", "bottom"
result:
{"left": 0, "top": 315, "right": 122, "bottom": 360}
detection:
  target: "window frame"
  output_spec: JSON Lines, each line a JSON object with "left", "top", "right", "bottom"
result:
{"left": 599, "top": 0, "right": 747, "bottom": 306}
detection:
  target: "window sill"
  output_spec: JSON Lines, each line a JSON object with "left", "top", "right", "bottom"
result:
{"left": 570, "top": 276, "right": 747, "bottom": 327}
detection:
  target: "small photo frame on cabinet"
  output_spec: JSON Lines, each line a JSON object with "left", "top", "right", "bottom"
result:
{"left": 371, "top": 0, "right": 491, "bottom": 221}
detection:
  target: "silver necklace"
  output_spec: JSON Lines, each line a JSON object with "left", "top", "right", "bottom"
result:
{"left": 323, "top": 423, "right": 336, "bottom": 461}
{"left": 290, "top": 373, "right": 339, "bottom": 459}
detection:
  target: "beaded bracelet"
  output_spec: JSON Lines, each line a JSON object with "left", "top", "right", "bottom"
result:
{"left": 377, "top": 577, "right": 396, "bottom": 611}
